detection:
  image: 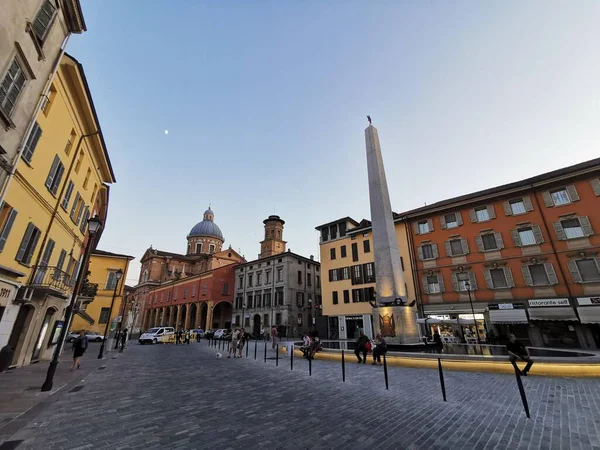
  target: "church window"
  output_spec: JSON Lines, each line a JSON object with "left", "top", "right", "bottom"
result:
{"left": 195, "top": 242, "right": 203, "bottom": 253}
{"left": 209, "top": 244, "right": 215, "bottom": 253}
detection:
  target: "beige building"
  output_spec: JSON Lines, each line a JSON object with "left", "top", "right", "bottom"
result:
{"left": 316, "top": 216, "right": 417, "bottom": 340}
{"left": 0, "top": 0, "right": 86, "bottom": 202}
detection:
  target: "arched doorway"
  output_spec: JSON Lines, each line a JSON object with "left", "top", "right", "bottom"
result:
{"left": 31, "top": 307, "right": 57, "bottom": 362}
{"left": 189, "top": 303, "right": 197, "bottom": 329}
{"left": 199, "top": 302, "right": 208, "bottom": 330}
{"left": 212, "top": 301, "right": 232, "bottom": 329}
{"left": 8, "top": 304, "right": 35, "bottom": 366}
{"left": 253, "top": 314, "right": 261, "bottom": 337}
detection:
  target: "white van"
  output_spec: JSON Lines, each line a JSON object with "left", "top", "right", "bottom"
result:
{"left": 139, "top": 327, "right": 175, "bottom": 345}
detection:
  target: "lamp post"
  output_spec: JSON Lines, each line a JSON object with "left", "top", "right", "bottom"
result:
{"left": 98, "top": 268, "right": 123, "bottom": 359}
{"left": 464, "top": 281, "right": 481, "bottom": 345}
{"left": 114, "top": 289, "right": 130, "bottom": 350}
{"left": 41, "top": 215, "right": 103, "bottom": 391}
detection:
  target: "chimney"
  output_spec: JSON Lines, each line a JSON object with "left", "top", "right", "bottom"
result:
{"left": 310, "top": 255, "right": 314, "bottom": 260}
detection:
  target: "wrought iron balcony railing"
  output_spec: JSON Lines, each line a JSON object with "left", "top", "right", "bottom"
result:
{"left": 31, "top": 266, "right": 73, "bottom": 296}
{"left": 79, "top": 281, "right": 98, "bottom": 298}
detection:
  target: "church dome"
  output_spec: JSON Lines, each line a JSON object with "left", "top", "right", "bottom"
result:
{"left": 188, "top": 208, "right": 224, "bottom": 240}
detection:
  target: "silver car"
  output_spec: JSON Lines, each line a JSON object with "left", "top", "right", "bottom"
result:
{"left": 67, "top": 330, "right": 105, "bottom": 343}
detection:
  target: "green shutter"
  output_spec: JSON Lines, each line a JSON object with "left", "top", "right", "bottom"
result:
{"left": 16, "top": 223, "right": 35, "bottom": 263}
{"left": 553, "top": 222, "right": 566, "bottom": 240}
{"left": 494, "top": 232, "right": 504, "bottom": 249}
{"left": 0, "top": 208, "right": 18, "bottom": 252}
{"left": 542, "top": 191, "right": 554, "bottom": 207}
{"left": 503, "top": 201, "right": 512, "bottom": 216}
{"left": 523, "top": 196, "right": 534, "bottom": 211}
{"left": 579, "top": 216, "right": 594, "bottom": 236}
{"left": 567, "top": 260, "right": 582, "bottom": 283}
{"left": 532, "top": 225, "right": 544, "bottom": 244}
{"left": 544, "top": 263, "right": 558, "bottom": 285}
{"left": 566, "top": 185, "right": 580, "bottom": 202}
{"left": 521, "top": 266, "right": 533, "bottom": 286}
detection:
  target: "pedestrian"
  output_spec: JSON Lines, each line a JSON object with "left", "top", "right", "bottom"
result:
{"left": 71, "top": 330, "right": 88, "bottom": 371}
{"left": 196, "top": 329, "right": 201, "bottom": 343}
{"left": 120, "top": 328, "right": 128, "bottom": 351}
{"left": 237, "top": 329, "right": 246, "bottom": 358}
{"left": 271, "top": 325, "right": 278, "bottom": 350}
{"left": 354, "top": 330, "right": 370, "bottom": 364}
{"left": 506, "top": 334, "right": 534, "bottom": 376}
{"left": 433, "top": 330, "right": 443, "bottom": 352}
{"left": 185, "top": 329, "right": 191, "bottom": 345}
{"left": 372, "top": 334, "right": 387, "bottom": 365}
{"left": 176, "top": 328, "right": 183, "bottom": 345}
{"left": 229, "top": 328, "right": 240, "bottom": 358}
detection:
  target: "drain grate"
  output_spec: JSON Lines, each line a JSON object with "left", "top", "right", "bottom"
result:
{"left": 68, "top": 385, "right": 84, "bottom": 393}
{"left": 0, "top": 440, "right": 24, "bottom": 450}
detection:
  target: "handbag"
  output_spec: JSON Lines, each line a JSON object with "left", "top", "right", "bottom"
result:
{"left": 365, "top": 341, "right": 372, "bottom": 352}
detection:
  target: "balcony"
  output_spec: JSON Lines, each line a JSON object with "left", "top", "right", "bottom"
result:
{"left": 31, "top": 266, "right": 73, "bottom": 299}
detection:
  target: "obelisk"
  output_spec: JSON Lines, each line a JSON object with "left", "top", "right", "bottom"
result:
{"left": 365, "top": 119, "right": 419, "bottom": 344}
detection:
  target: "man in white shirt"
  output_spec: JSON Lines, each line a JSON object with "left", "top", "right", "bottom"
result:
{"left": 229, "top": 328, "right": 241, "bottom": 358}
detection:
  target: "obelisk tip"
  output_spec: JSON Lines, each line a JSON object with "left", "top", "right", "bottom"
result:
{"left": 367, "top": 115, "right": 372, "bottom": 125}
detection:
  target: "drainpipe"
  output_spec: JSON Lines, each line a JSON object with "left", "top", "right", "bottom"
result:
{"left": 405, "top": 219, "right": 427, "bottom": 338}
{"left": 530, "top": 187, "right": 579, "bottom": 321}
{"left": 0, "top": 34, "right": 71, "bottom": 207}
{"left": 28, "top": 132, "right": 99, "bottom": 285}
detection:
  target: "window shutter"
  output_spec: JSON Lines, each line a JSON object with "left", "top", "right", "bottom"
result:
{"left": 566, "top": 185, "right": 580, "bottom": 202}
{"left": 511, "top": 229, "right": 522, "bottom": 247}
{"left": 16, "top": 223, "right": 35, "bottom": 262}
{"left": 504, "top": 267, "right": 515, "bottom": 287}
{"left": 503, "top": 201, "right": 512, "bottom": 216}
{"left": 427, "top": 218, "right": 434, "bottom": 232}
{"left": 328, "top": 270, "right": 333, "bottom": 282}
{"left": 0, "top": 208, "right": 17, "bottom": 252}
{"left": 432, "top": 243, "right": 439, "bottom": 258}
{"left": 483, "top": 270, "right": 493, "bottom": 288}
{"left": 70, "top": 192, "right": 80, "bottom": 219}
{"left": 413, "top": 222, "right": 420, "bottom": 235}
{"left": 523, "top": 196, "right": 534, "bottom": 212}
{"left": 444, "top": 241, "right": 452, "bottom": 257}
{"left": 487, "top": 205, "right": 496, "bottom": 219}
{"left": 56, "top": 249, "right": 66, "bottom": 271}
{"left": 494, "top": 232, "right": 504, "bottom": 249}
{"left": 45, "top": 155, "right": 60, "bottom": 189}
{"left": 25, "top": 228, "right": 40, "bottom": 265}
{"left": 450, "top": 272, "right": 459, "bottom": 292}
{"left": 553, "top": 222, "right": 566, "bottom": 240}
{"left": 521, "top": 265, "right": 533, "bottom": 286}
{"left": 579, "top": 216, "right": 594, "bottom": 236}
{"left": 417, "top": 246, "right": 424, "bottom": 261}
{"left": 456, "top": 212, "right": 463, "bottom": 226}
{"left": 469, "top": 209, "right": 477, "bottom": 223}
{"left": 52, "top": 163, "right": 64, "bottom": 195}
{"left": 542, "top": 191, "right": 554, "bottom": 207}
{"left": 22, "top": 123, "right": 42, "bottom": 163}
{"left": 595, "top": 258, "right": 600, "bottom": 273}
{"left": 532, "top": 225, "right": 544, "bottom": 244}
{"left": 421, "top": 276, "right": 429, "bottom": 294}
{"left": 591, "top": 178, "right": 600, "bottom": 196}
{"left": 41, "top": 239, "right": 55, "bottom": 266}
{"left": 460, "top": 237, "right": 469, "bottom": 254}
{"left": 468, "top": 271, "right": 478, "bottom": 289}
{"left": 440, "top": 215, "right": 447, "bottom": 229}
{"left": 567, "top": 260, "right": 582, "bottom": 283}
{"left": 475, "top": 235, "right": 484, "bottom": 252}
{"left": 544, "top": 263, "right": 558, "bottom": 285}
{"left": 437, "top": 274, "right": 445, "bottom": 293}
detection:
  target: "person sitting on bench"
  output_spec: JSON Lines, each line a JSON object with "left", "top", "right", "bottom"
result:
{"left": 506, "top": 334, "right": 534, "bottom": 376}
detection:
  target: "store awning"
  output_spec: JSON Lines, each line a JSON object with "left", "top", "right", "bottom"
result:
{"left": 417, "top": 318, "right": 442, "bottom": 324}
{"left": 577, "top": 307, "right": 600, "bottom": 324}
{"left": 489, "top": 309, "right": 528, "bottom": 324}
{"left": 527, "top": 307, "right": 578, "bottom": 321}
{"left": 424, "top": 303, "right": 488, "bottom": 315}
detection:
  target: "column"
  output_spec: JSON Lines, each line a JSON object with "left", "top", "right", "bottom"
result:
{"left": 184, "top": 304, "right": 191, "bottom": 330}
{"left": 206, "top": 301, "right": 214, "bottom": 330}
{"left": 195, "top": 302, "right": 202, "bottom": 330}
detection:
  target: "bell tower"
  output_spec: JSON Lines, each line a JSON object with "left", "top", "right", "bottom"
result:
{"left": 260, "top": 215, "right": 286, "bottom": 258}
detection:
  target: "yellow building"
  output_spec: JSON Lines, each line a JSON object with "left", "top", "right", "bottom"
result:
{"left": 0, "top": 53, "right": 115, "bottom": 367}
{"left": 315, "top": 216, "right": 416, "bottom": 340}
{"left": 70, "top": 250, "right": 134, "bottom": 336}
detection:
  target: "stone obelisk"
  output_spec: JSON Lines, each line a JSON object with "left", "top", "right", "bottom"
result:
{"left": 365, "top": 120, "right": 419, "bottom": 344}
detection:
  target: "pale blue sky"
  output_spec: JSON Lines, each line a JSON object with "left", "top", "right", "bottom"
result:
{"left": 68, "top": 1, "right": 600, "bottom": 286}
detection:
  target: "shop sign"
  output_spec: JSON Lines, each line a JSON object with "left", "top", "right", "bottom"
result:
{"left": 345, "top": 315, "right": 363, "bottom": 320}
{"left": 498, "top": 303, "right": 513, "bottom": 310}
{"left": 577, "top": 297, "right": 600, "bottom": 306}
{"left": 0, "top": 280, "right": 17, "bottom": 306}
{"left": 459, "top": 313, "right": 485, "bottom": 320}
{"left": 528, "top": 298, "right": 569, "bottom": 307}
{"left": 427, "top": 315, "right": 450, "bottom": 320}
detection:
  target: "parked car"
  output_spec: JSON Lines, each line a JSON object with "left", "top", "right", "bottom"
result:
{"left": 204, "top": 329, "right": 216, "bottom": 339}
{"left": 193, "top": 329, "right": 205, "bottom": 338}
{"left": 213, "top": 329, "right": 227, "bottom": 340}
{"left": 67, "top": 330, "right": 105, "bottom": 343}
{"left": 139, "top": 327, "right": 175, "bottom": 344}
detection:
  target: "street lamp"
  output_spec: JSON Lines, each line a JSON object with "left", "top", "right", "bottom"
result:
{"left": 42, "top": 215, "right": 103, "bottom": 391}
{"left": 464, "top": 281, "right": 481, "bottom": 346}
{"left": 98, "top": 268, "right": 123, "bottom": 359}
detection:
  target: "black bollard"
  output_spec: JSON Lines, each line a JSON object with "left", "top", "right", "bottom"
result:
{"left": 341, "top": 350, "right": 346, "bottom": 382}
{"left": 254, "top": 340, "right": 257, "bottom": 360}
{"left": 383, "top": 353, "right": 389, "bottom": 390}
{"left": 291, "top": 344, "right": 294, "bottom": 371}
{"left": 264, "top": 341, "right": 267, "bottom": 363}
{"left": 246, "top": 340, "right": 249, "bottom": 358}
{"left": 276, "top": 344, "right": 279, "bottom": 366}
{"left": 513, "top": 367, "right": 531, "bottom": 419}
{"left": 309, "top": 354, "right": 312, "bottom": 376}
{"left": 437, "top": 358, "right": 447, "bottom": 401}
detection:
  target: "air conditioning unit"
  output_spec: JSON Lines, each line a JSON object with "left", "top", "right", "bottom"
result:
{"left": 13, "top": 286, "right": 34, "bottom": 304}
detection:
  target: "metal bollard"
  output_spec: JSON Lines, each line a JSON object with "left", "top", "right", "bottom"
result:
{"left": 291, "top": 345, "right": 294, "bottom": 371}
{"left": 437, "top": 358, "right": 446, "bottom": 401}
{"left": 341, "top": 350, "right": 346, "bottom": 382}
{"left": 264, "top": 341, "right": 267, "bottom": 363}
{"left": 276, "top": 344, "right": 279, "bottom": 366}
{"left": 246, "top": 340, "right": 249, "bottom": 358}
{"left": 254, "top": 340, "right": 257, "bottom": 360}
{"left": 383, "top": 353, "right": 389, "bottom": 390}
{"left": 513, "top": 367, "right": 531, "bottom": 419}
{"left": 309, "top": 354, "right": 312, "bottom": 376}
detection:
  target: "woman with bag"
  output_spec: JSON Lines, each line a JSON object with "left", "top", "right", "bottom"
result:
{"left": 71, "top": 330, "right": 88, "bottom": 371}
{"left": 372, "top": 334, "right": 387, "bottom": 365}
{"left": 354, "top": 330, "right": 370, "bottom": 364}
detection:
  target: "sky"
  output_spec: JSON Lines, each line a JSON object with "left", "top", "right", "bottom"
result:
{"left": 67, "top": 1, "right": 600, "bottom": 287}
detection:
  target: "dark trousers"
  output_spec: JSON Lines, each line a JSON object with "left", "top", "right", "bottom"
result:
{"left": 373, "top": 346, "right": 386, "bottom": 363}
{"left": 176, "top": 337, "right": 181, "bottom": 345}
{"left": 510, "top": 354, "right": 534, "bottom": 374}
{"left": 354, "top": 347, "right": 367, "bottom": 362}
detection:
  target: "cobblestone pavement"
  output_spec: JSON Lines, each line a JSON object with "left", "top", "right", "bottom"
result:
{"left": 5, "top": 340, "right": 600, "bottom": 450}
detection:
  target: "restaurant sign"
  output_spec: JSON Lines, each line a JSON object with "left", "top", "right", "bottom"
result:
{"left": 577, "top": 297, "right": 600, "bottom": 306}
{"left": 528, "top": 298, "right": 569, "bottom": 307}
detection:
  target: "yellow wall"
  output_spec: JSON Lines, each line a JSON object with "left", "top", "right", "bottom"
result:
{"left": 70, "top": 253, "right": 132, "bottom": 334}
{"left": 319, "top": 220, "right": 416, "bottom": 317}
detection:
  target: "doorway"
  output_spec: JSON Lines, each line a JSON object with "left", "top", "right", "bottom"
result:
{"left": 345, "top": 318, "right": 364, "bottom": 340}
{"left": 8, "top": 304, "right": 35, "bottom": 366}
{"left": 32, "top": 308, "right": 56, "bottom": 361}
{"left": 253, "top": 314, "right": 261, "bottom": 337}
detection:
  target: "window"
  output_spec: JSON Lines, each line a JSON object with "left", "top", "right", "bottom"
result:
{"left": 511, "top": 225, "right": 543, "bottom": 246}
{"left": 266, "top": 270, "right": 271, "bottom": 283}
{"left": 238, "top": 275, "right": 243, "bottom": 288}
{"left": 330, "top": 248, "right": 336, "bottom": 260}
{"left": 56, "top": 249, "right": 66, "bottom": 271}
{"left": 0, "top": 58, "right": 27, "bottom": 117}
{"left": 447, "top": 238, "right": 466, "bottom": 256}
{"left": 316, "top": 275, "right": 321, "bottom": 287}
{"left": 98, "top": 308, "right": 110, "bottom": 324}
{"left": 276, "top": 288, "right": 284, "bottom": 305}
{"left": 64, "top": 130, "right": 75, "bottom": 155}
{"left": 74, "top": 150, "right": 84, "bottom": 174}
{"left": 61, "top": 181, "right": 74, "bottom": 210}
{"left": 418, "top": 221, "right": 430, "bottom": 234}
{"left": 351, "top": 265, "right": 363, "bottom": 285}
{"left": 364, "top": 263, "right": 375, "bottom": 283}
{"left": 561, "top": 218, "right": 585, "bottom": 239}
{"left": 0, "top": 204, "right": 18, "bottom": 253}
{"left": 352, "top": 289, "right": 363, "bottom": 303}
{"left": 32, "top": 0, "right": 57, "bottom": 43}
{"left": 553, "top": 217, "right": 594, "bottom": 240}
{"left": 343, "top": 290, "right": 350, "bottom": 303}
{"left": 195, "top": 242, "right": 203, "bottom": 253}
{"left": 351, "top": 243, "right": 359, "bottom": 262}
{"left": 475, "top": 207, "right": 489, "bottom": 222}
{"left": 329, "top": 269, "right": 338, "bottom": 282}
{"left": 341, "top": 245, "right": 347, "bottom": 258}
{"left": 246, "top": 293, "right": 253, "bottom": 308}
{"left": 21, "top": 122, "right": 42, "bottom": 163}
{"left": 591, "top": 178, "right": 600, "bottom": 196}
{"left": 321, "top": 228, "right": 328, "bottom": 242}
{"left": 332, "top": 291, "right": 338, "bottom": 305}
{"left": 550, "top": 189, "right": 570, "bottom": 206}
{"left": 427, "top": 276, "right": 440, "bottom": 294}
{"left": 45, "top": 155, "right": 65, "bottom": 196}
{"left": 456, "top": 272, "right": 471, "bottom": 291}
{"left": 245, "top": 316, "right": 250, "bottom": 327}
{"left": 486, "top": 268, "right": 514, "bottom": 289}
{"left": 330, "top": 225, "right": 338, "bottom": 240}
{"left": 276, "top": 313, "right": 282, "bottom": 325}
{"left": 106, "top": 271, "right": 119, "bottom": 290}
{"left": 296, "top": 292, "right": 304, "bottom": 307}
{"left": 518, "top": 228, "right": 536, "bottom": 246}
{"left": 91, "top": 184, "right": 98, "bottom": 205}
{"left": 264, "top": 292, "right": 271, "bottom": 307}
{"left": 69, "top": 192, "right": 80, "bottom": 220}
{"left": 173, "top": 288, "right": 178, "bottom": 300}
{"left": 192, "top": 285, "right": 197, "bottom": 297}
{"left": 307, "top": 273, "right": 312, "bottom": 286}
{"left": 524, "top": 264, "right": 554, "bottom": 286}
{"left": 363, "top": 240, "right": 371, "bottom": 253}
{"left": 476, "top": 232, "right": 501, "bottom": 251}
{"left": 248, "top": 274, "right": 253, "bottom": 287}
{"left": 420, "top": 243, "right": 436, "bottom": 260}
{"left": 202, "top": 284, "right": 207, "bottom": 295}
{"left": 297, "top": 270, "right": 302, "bottom": 284}
{"left": 341, "top": 267, "right": 350, "bottom": 280}
{"left": 571, "top": 259, "right": 600, "bottom": 283}
{"left": 79, "top": 207, "right": 90, "bottom": 233}
{"left": 209, "top": 244, "right": 215, "bottom": 253}
{"left": 544, "top": 185, "right": 579, "bottom": 207}
{"left": 257, "top": 272, "right": 262, "bottom": 285}
{"left": 509, "top": 199, "right": 526, "bottom": 215}
{"left": 74, "top": 201, "right": 85, "bottom": 226}
{"left": 277, "top": 267, "right": 283, "bottom": 282}
{"left": 443, "top": 213, "right": 459, "bottom": 229}
{"left": 255, "top": 292, "right": 261, "bottom": 307}
{"left": 83, "top": 168, "right": 91, "bottom": 189}
{"left": 15, "top": 222, "right": 41, "bottom": 265}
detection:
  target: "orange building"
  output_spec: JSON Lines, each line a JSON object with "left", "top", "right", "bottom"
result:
{"left": 404, "top": 157, "right": 600, "bottom": 349}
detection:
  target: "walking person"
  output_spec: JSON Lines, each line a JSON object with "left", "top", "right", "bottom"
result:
{"left": 120, "top": 328, "right": 128, "bottom": 351}
{"left": 237, "top": 329, "right": 246, "bottom": 358}
{"left": 185, "top": 329, "right": 190, "bottom": 345}
{"left": 271, "top": 325, "right": 278, "bottom": 350}
{"left": 372, "top": 334, "right": 387, "bottom": 365}
{"left": 229, "top": 328, "right": 240, "bottom": 358}
{"left": 71, "top": 330, "right": 88, "bottom": 371}
{"left": 354, "top": 330, "right": 370, "bottom": 364}
{"left": 506, "top": 334, "right": 534, "bottom": 376}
